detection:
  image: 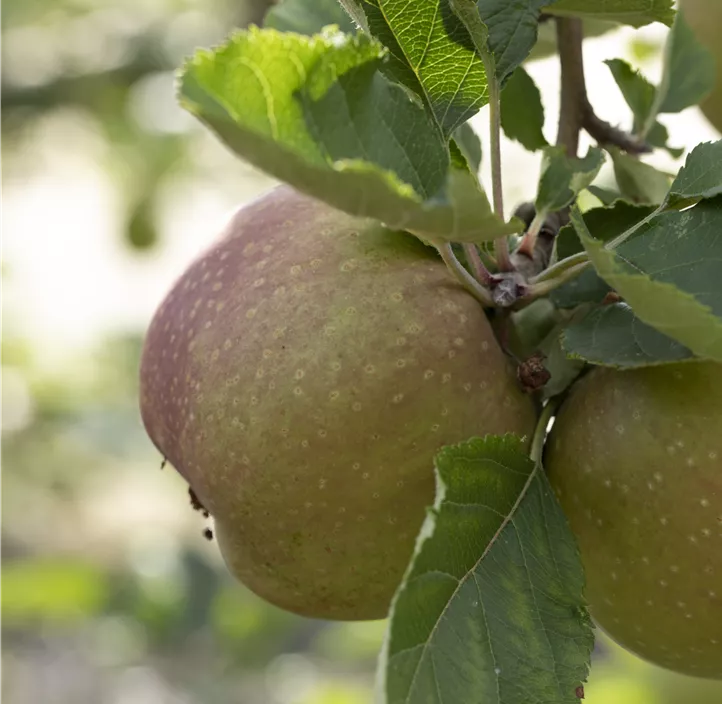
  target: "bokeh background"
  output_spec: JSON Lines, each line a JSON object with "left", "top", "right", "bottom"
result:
{"left": 3, "top": 1, "right": 722, "bottom": 702}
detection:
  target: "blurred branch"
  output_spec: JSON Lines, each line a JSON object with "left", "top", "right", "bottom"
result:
{"left": 555, "top": 17, "right": 650, "bottom": 157}
{"left": 1, "top": 45, "right": 169, "bottom": 116}
{"left": 2, "top": 0, "right": 276, "bottom": 120}
{"left": 242, "top": 0, "right": 277, "bottom": 25}
{"left": 555, "top": 17, "right": 585, "bottom": 157}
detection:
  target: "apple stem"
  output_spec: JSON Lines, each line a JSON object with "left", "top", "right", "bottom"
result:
{"left": 436, "top": 242, "right": 495, "bottom": 307}
{"left": 530, "top": 397, "right": 561, "bottom": 466}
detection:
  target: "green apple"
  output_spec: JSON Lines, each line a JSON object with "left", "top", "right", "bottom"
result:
{"left": 680, "top": 0, "right": 722, "bottom": 133}
{"left": 139, "top": 186, "right": 537, "bottom": 620}
{"left": 545, "top": 362, "right": 722, "bottom": 678}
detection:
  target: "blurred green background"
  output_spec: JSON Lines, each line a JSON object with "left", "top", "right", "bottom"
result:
{"left": 3, "top": 1, "right": 722, "bottom": 702}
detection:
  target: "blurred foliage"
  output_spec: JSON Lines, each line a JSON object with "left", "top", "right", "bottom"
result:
{"left": 3, "top": 559, "right": 109, "bottom": 625}
{"left": 1, "top": 328, "right": 383, "bottom": 703}
{"left": 2, "top": 0, "right": 273, "bottom": 255}
{"left": 4, "top": 1, "right": 722, "bottom": 703}
{"left": 2, "top": 1, "right": 383, "bottom": 701}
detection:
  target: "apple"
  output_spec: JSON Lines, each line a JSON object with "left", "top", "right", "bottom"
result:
{"left": 680, "top": 0, "right": 722, "bottom": 134}
{"left": 139, "top": 186, "right": 537, "bottom": 620}
{"left": 545, "top": 362, "right": 722, "bottom": 678}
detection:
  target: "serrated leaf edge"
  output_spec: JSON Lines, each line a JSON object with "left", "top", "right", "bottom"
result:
{"left": 375, "top": 434, "right": 536, "bottom": 704}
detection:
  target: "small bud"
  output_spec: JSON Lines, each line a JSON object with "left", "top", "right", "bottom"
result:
{"left": 510, "top": 204, "right": 569, "bottom": 278}
{"left": 517, "top": 352, "right": 551, "bottom": 393}
{"left": 602, "top": 291, "right": 622, "bottom": 305}
{"left": 512, "top": 202, "right": 537, "bottom": 228}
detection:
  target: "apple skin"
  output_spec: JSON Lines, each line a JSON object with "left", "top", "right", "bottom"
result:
{"left": 139, "top": 186, "right": 537, "bottom": 620}
{"left": 680, "top": 0, "right": 722, "bottom": 134}
{"left": 545, "top": 362, "right": 722, "bottom": 678}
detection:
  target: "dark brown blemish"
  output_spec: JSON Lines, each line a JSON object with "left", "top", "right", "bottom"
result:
{"left": 189, "top": 487, "right": 210, "bottom": 518}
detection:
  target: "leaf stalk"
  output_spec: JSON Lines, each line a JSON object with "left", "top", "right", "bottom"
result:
{"left": 530, "top": 397, "right": 562, "bottom": 465}
{"left": 448, "top": 0, "right": 512, "bottom": 271}
{"left": 530, "top": 251, "right": 589, "bottom": 284}
{"left": 436, "top": 241, "right": 495, "bottom": 307}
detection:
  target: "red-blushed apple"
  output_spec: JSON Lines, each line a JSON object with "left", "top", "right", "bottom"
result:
{"left": 140, "top": 186, "right": 537, "bottom": 620}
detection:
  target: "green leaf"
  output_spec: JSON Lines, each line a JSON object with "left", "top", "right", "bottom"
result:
{"left": 604, "top": 59, "right": 683, "bottom": 156}
{"left": 646, "top": 120, "right": 684, "bottom": 158}
{"left": 264, "top": 0, "right": 357, "bottom": 34}
{"left": 453, "top": 122, "right": 483, "bottom": 173}
{"left": 126, "top": 196, "right": 159, "bottom": 251}
{"left": 339, "top": 1, "right": 422, "bottom": 98}
{"left": 656, "top": 9, "right": 715, "bottom": 115}
{"left": 378, "top": 434, "right": 593, "bottom": 704}
{"left": 551, "top": 268, "right": 611, "bottom": 309}
{"left": 478, "top": 0, "right": 550, "bottom": 82}
{"left": 543, "top": 0, "right": 675, "bottom": 28}
{"left": 348, "top": 0, "right": 489, "bottom": 139}
{"left": 668, "top": 140, "right": 722, "bottom": 206}
{"left": 535, "top": 146, "right": 604, "bottom": 215}
{"left": 605, "top": 58, "right": 655, "bottom": 133}
{"left": 180, "top": 28, "right": 515, "bottom": 243}
{"left": 604, "top": 12, "right": 714, "bottom": 147}
{"left": 500, "top": 66, "right": 548, "bottom": 151}
{"left": 562, "top": 303, "right": 695, "bottom": 367}
{"left": 552, "top": 201, "right": 654, "bottom": 308}
{"left": 586, "top": 185, "right": 621, "bottom": 206}
{"left": 555, "top": 200, "right": 655, "bottom": 258}
{"left": 538, "top": 324, "right": 586, "bottom": 398}
{"left": 2, "top": 558, "right": 109, "bottom": 625}
{"left": 338, "top": 0, "right": 370, "bottom": 30}
{"left": 572, "top": 202, "right": 722, "bottom": 362}
{"left": 506, "top": 298, "right": 561, "bottom": 360}
{"left": 610, "top": 149, "right": 671, "bottom": 204}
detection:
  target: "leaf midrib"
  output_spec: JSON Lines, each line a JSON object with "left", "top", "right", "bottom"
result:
{"left": 400, "top": 462, "right": 541, "bottom": 703}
